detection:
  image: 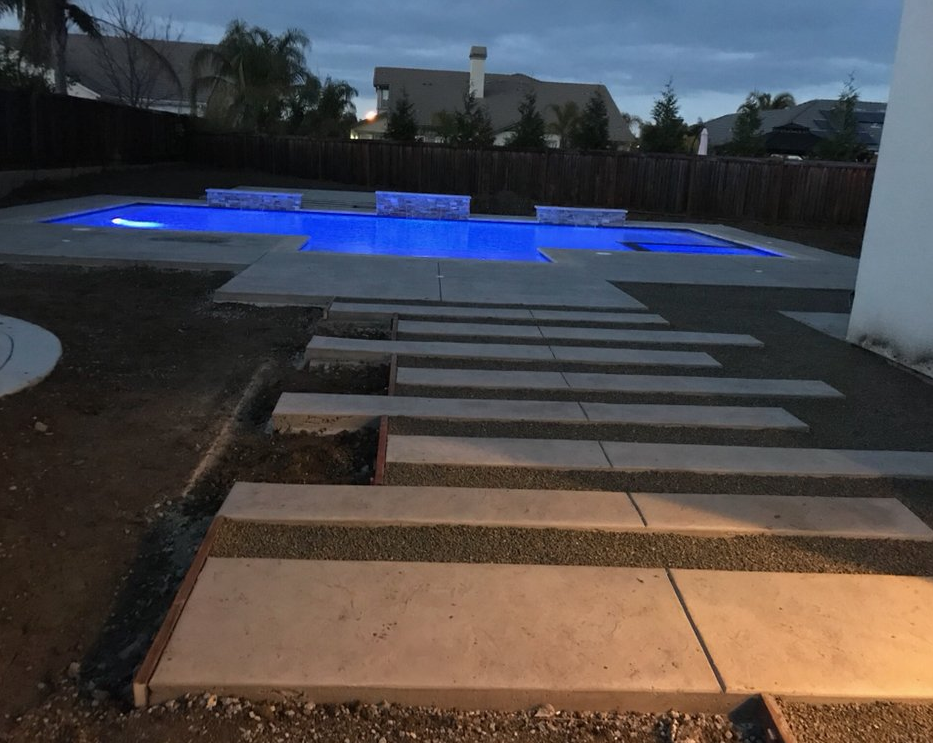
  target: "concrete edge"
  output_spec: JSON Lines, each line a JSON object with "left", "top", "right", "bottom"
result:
{"left": 0, "top": 315, "right": 62, "bottom": 397}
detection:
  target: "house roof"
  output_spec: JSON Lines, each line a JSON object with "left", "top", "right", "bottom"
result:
{"left": 373, "top": 66, "right": 634, "bottom": 143}
{"left": 704, "top": 98, "right": 887, "bottom": 152}
{"left": 1, "top": 29, "right": 212, "bottom": 107}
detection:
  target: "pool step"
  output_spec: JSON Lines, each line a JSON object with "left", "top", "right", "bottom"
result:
{"left": 385, "top": 435, "right": 933, "bottom": 479}
{"left": 218, "top": 483, "right": 933, "bottom": 540}
{"left": 326, "top": 301, "right": 668, "bottom": 326}
{"left": 271, "top": 392, "right": 808, "bottom": 434}
{"left": 395, "top": 367, "right": 844, "bottom": 398}
{"left": 396, "top": 320, "right": 764, "bottom": 347}
{"left": 305, "top": 336, "right": 721, "bottom": 368}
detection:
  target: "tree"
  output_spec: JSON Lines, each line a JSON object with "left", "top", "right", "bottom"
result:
{"left": 547, "top": 101, "right": 580, "bottom": 148}
{"left": 0, "top": 38, "right": 52, "bottom": 91}
{"left": 640, "top": 79, "right": 689, "bottom": 153}
{"left": 813, "top": 74, "right": 867, "bottom": 162}
{"left": 191, "top": 19, "right": 314, "bottom": 131}
{"left": 0, "top": 0, "right": 100, "bottom": 94}
{"left": 385, "top": 88, "right": 418, "bottom": 141}
{"left": 303, "top": 77, "right": 358, "bottom": 138}
{"left": 722, "top": 94, "right": 766, "bottom": 156}
{"left": 506, "top": 91, "right": 546, "bottom": 148}
{"left": 430, "top": 109, "right": 457, "bottom": 143}
{"left": 93, "top": 0, "right": 182, "bottom": 109}
{"left": 453, "top": 89, "right": 495, "bottom": 146}
{"left": 573, "top": 91, "right": 610, "bottom": 149}
{"left": 753, "top": 90, "right": 796, "bottom": 110}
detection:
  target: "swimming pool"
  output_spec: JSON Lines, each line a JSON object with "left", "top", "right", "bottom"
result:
{"left": 48, "top": 203, "right": 781, "bottom": 262}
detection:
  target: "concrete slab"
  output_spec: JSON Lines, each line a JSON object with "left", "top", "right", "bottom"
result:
{"left": 673, "top": 570, "right": 933, "bottom": 698}
{"left": 781, "top": 311, "right": 851, "bottom": 342}
{"left": 601, "top": 442, "right": 933, "bottom": 478}
{"left": 386, "top": 435, "right": 611, "bottom": 468}
{"left": 539, "top": 327, "right": 764, "bottom": 347}
{"left": 633, "top": 493, "right": 933, "bottom": 540}
{"left": 396, "top": 367, "right": 570, "bottom": 389}
{"left": 562, "top": 373, "right": 843, "bottom": 398}
{"left": 306, "top": 337, "right": 553, "bottom": 363}
{"left": 219, "top": 483, "right": 646, "bottom": 531}
{"left": 580, "top": 403, "right": 808, "bottom": 430}
{"left": 397, "top": 320, "right": 544, "bottom": 339}
{"left": 0, "top": 315, "right": 62, "bottom": 397}
{"left": 328, "top": 302, "right": 534, "bottom": 321}
{"left": 273, "top": 393, "right": 806, "bottom": 432}
{"left": 307, "top": 337, "right": 721, "bottom": 368}
{"left": 272, "top": 392, "right": 586, "bottom": 433}
{"left": 148, "top": 559, "right": 721, "bottom": 706}
{"left": 548, "top": 345, "right": 721, "bottom": 368}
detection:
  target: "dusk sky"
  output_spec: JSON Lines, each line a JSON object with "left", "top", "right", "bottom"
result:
{"left": 7, "top": 1, "right": 904, "bottom": 122}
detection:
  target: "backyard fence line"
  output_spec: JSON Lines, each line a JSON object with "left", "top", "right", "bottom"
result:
{"left": 0, "top": 90, "right": 188, "bottom": 170}
{"left": 187, "top": 133, "right": 876, "bottom": 228}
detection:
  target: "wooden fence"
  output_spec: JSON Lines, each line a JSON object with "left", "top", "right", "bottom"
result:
{"left": 0, "top": 89, "right": 188, "bottom": 170}
{"left": 187, "top": 133, "right": 876, "bottom": 227}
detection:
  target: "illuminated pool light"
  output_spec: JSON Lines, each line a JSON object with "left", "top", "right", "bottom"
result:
{"left": 111, "top": 217, "right": 164, "bottom": 229}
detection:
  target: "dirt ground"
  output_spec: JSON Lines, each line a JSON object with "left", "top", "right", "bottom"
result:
{"left": 0, "top": 163, "right": 865, "bottom": 258}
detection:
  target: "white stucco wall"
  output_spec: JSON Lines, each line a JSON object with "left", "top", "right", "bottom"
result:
{"left": 847, "top": 0, "right": 933, "bottom": 376}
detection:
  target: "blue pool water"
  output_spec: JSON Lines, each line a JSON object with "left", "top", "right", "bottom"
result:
{"left": 48, "top": 203, "right": 780, "bottom": 262}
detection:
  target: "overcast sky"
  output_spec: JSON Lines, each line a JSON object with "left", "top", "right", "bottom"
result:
{"left": 6, "top": 1, "right": 904, "bottom": 121}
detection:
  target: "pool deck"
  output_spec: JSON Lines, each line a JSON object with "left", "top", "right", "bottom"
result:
{"left": 0, "top": 193, "right": 859, "bottom": 307}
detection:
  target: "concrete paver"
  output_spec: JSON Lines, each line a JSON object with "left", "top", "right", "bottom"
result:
{"left": 633, "top": 493, "right": 933, "bottom": 539}
{"left": 219, "top": 483, "right": 646, "bottom": 531}
{"left": 273, "top": 393, "right": 806, "bottom": 432}
{"left": 601, "top": 442, "right": 933, "bottom": 478}
{"left": 0, "top": 315, "right": 62, "bottom": 397}
{"left": 386, "top": 435, "right": 611, "bottom": 468}
{"left": 307, "top": 336, "right": 721, "bottom": 368}
{"left": 672, "top": 570, "right": 933, "bottom": 698}
{"left": 148, "top": 559, "right": 721, "bottom": 706}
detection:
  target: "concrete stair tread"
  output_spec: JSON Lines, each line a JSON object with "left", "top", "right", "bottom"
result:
{"left": 272, "top": 392, "right": 808, "bottom": 432}
{"left": 145, "top": 559, "right": 933, "bottom": 705}
{"left": 396, "top": 320, "right": 763, "bottom": 347}
{"left": 306, "top": 336, "right": 721, "bottom": 368}
{"left": 327, "top": 301, "right": 668, "bottom": 326}
{"left": 218, "top": 483, "right": 933, "bottom": 540}
{"left": 395, "top": 367, "right": 844, "bottom": 398}
{"left": 386, "top": 435, "right": 933, "bottom": 478}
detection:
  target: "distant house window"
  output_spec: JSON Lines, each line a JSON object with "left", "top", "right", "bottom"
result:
{"left": 377, "top": 87, "right": 390, "bottom": 110}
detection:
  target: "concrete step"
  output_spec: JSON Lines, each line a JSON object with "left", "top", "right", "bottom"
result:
{"left": 396, "top": 320, "right": 763, "bottom": 347}
{"left": 143, "top": 559, "right": 933, "bottom": 706}
{"left": 272, "top": 392, "right": 808, "bottom": 433}
{"left": 306, "top": 336, "right": 721, "bottom": 368}
{"left": 218, "top": 483, "right": 933, "bottom": 540}
{"left": 326, "top": 301, "right": 668, "bottom": 326}
{"left": 386, "top": 435, "right": 933, "bottom": 479}
{"left": 395, "top": 367, "right": 844, "bottom": 398}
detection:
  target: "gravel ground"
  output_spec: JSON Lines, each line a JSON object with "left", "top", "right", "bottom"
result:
{"left": 781, "top": 701, "right": 933, "bottom": 743}
{"left": 210, "top": 523, "right": 933, "bottom": 576}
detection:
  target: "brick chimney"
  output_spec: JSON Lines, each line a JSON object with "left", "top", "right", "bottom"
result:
{"left": 469, "top": 46, "right": 487, "bottom": 99}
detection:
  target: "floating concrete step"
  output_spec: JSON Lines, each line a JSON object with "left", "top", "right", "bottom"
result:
{"left": 306, "top": 336, "right": 721, "bottom": 368}
{"left": 145, "top": 559, "right": 721, "bottom": 707}
{"left": 396, "top": 320, "right": 763, "bottom": 347}
{"left": 386, "top": 436, "right": 933, "bottom": 479}
{"left": 218, "top": 483, "right": 933, "bottom": 540}
{"left": 395, "top": 367, "right": 844, "bottom": 398}
{"left": 327, "top": 301, "right": 668, "bottom": 326}
{"left": 272, "top": 392, "right": 808, "bottom": 433}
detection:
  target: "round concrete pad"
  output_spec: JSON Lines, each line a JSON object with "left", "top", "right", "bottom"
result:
{"left": 0, "top": 315, "right": 62, "bottom": 397}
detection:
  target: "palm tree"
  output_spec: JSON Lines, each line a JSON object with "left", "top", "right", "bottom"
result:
{"left": 0, "top": 0, "right": 99, "bottom": 94}
{"left": 753, "top": 90, "right": 796, "bottom": 110}
{"left": 191, "top": 20, "right": 312, "bottom": 131}
{"left": 303, "top": 77, "right": 358, "bottom": 138}
{"left": 547, "top": 101, "right": 581, "bottom": 148}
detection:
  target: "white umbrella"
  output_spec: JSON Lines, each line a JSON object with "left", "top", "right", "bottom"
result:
{"left": 698, "top": 127, "right": 709, "bottom": 156}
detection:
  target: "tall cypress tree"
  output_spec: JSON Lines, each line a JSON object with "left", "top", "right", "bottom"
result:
{"left": 454, "top": 90, "right": 495, "bottom": 146}
{"left": 724, "top": 94, "right": 765, "bottom": 156}
{"left": 813, "top": 75, "right": 867, "bottom": 161}
{"left": 574, "top": 92, "right": 610, "bottom": 149}
{"left": 385, "top": 88, "right": 419, "bottom": 141}
{"left": 506, "top": 91, "right": 547, "bottom": 148}
{"left": 640, "top": 79, "right": 689, "bottom": 153}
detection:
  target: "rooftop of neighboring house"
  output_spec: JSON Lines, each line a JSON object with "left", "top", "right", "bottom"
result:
{"left": 705, "top": 98, "right": 887, "bottom": 151}
{"left": 370, "top": 48, "right": 634, "bottom": 143}
{"left": 0, "top": 29, "right": 212, "bottom": 109}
